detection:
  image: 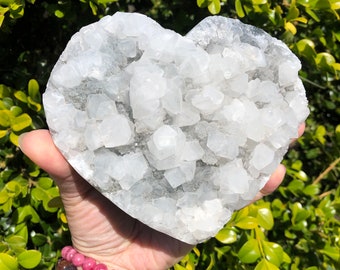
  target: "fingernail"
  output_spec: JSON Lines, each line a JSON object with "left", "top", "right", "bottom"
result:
{"left": 18, "top": 132, "right": 28, "bottom": 149}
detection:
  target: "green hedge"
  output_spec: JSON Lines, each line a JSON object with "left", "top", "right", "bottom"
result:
{"left": 0, "top": 1, "right": 339, "bottom": 269}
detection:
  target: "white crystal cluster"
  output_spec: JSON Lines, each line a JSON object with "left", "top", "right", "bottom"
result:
{"left": 43, "top": 12, "right": 309, "bottom": 244}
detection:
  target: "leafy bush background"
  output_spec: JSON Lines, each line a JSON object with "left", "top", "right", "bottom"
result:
{"left": 0, "top": 0, "right": 339, "bottom": 269}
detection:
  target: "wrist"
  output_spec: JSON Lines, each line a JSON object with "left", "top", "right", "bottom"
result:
{"left": 58, "top": 246, "right": 108, "bottom": 270}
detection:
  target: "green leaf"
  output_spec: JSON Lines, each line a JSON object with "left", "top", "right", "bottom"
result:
{"left": 206, "top": 253, "right": 215, "bottom": 270}
{"left": 296, "top": 238, "right": 309, "bottom": 252}
{"left": 291, "top": 160, "right": 303, "bottom": 171}
{"left": 4, "top": 235, "right": 26, "bottom": 253}
{"left": 238, "top": 239, "right": 261, "bottom": 263}
{"left": 0, "top": 190, "right": 9, "bottom": 204}
{"left": 9, "top": 132, "right": 19, "bottom": 146}
{"left": 287, "top": 179, "right": 305, "bottom": 194}
{"left": 282, "top": 251, "right": 291, "bottom": 263}
{"left": 8, "top": 2, "right": 24, "bottom": 19}
{"left": 215, "top": 227, "right": 237, "bottom": 244}
{"left": 208, "top": 0, "right": 221, "bottom": 14}
{"left": 27, "top": 96, "right": 42, "bottom": 111}
{"left": 252, "top": 0, "right": 267, "bottom": 5}
{"left": 31, "top": 185, "right": 59, "bottom": 212}
{"left": 234, "top": 216, "right": 258, "bottom": 229}
{"left": 0, "top": 253, "right": 18, "bottom": 270}
{"left": 15, "top": 205, "right": 40, "bottom": 224}
{"left": 315, "top": 125, "right": 326, "bottom": 144}
{"left": 262, "top": 241, "right": 284, "bottom": 266}
{"left": 1, "top": 198, "right": 12, "bottom": 213}
{"left": 305, "top": 7, "right": 320, "bottom": 22}
{"left": 89, "top": 1, "right": 98, "bottom": 15}
{"left": 54, "top": 9, "right": 64, "bottom": 18}
{"left": 271, "top": 198, "right": 285, "bottom": 217}
{"left": 233, "top": 207, "right": 249, "bottom": 221}
{"left": 319, "top": 245, "right": 340, "bottom": 262}
{"left": 17, "top": 250, "right": 42, "bottom": 269}
{"left": 31, "top": 232, "right": 47, "bottom": 246}
{"left": 2, "top": 97, "right": 13, "bottom": 109}
{"left": 27, "top": 205, "right": 41, "bottom": 223}
{"left": 0, "top": 7, "right": 9, "bottom": 28}
{"left": 257, "top": 208, "right": 274, "bottom": 230}
{"left": 0, "top": 110, "right": 12, "bottom": 127}
{"left": 296, "top": 39, "right": 316, "bottom": 59}
{"left": 11, "top": 113, "right": 32, "bottom": 132}
{"left": 295, "top": 170, "right": 308, "bottom": 181}
{"left": 255, "top": 259, "right": 279, "bottom": 270}
{"left": 10, "top": 105, "right": 23, "bottom": 117}
{"left": 235, "top": 0, "right": 246, "bottom": 18}
{"left": 0, "top": 169, "right": 13, "bottom": 181}
{"left": 312, "top": 0, "right": 331, "bottom": 9}
{"left": 47, "top": 196, "right": 63, "bottom": 208}
{"left": 31, "top": 187, "right": 47, "bottom": 201}
{"left": 315, "top": 52, "right": 336, "bottom": 72}
{"left": 0, "top": 84, "right": 10, "bottom": 99}
{"left": 302, "top": 184, "right": 320, "bottom": 196}
{"left": 0, "top": 16, "right": 4, "bottom": 28}
{"left": 286, "top": 2, "right": 299, "bottom": 21}
{"left": 6, "top": 180, "right": 21, "bottom": 195}
{"left": 305, "top": 147, "right": 321, "bottom": 159}
{"left": 15, "top": 224, "right": 28, "bottom": 243}
{"left": 14, "top": 91, "right": 27, "bottom": 103}
{"left": 285, "top": 21, "right": 297, "bottom": 35}
{"left": 197, "top": 0, "right": 208, "bottom": 8}
{"left": 174, "top": 264, "right": 187, "bottom": 270}
{"left": 291, "top": 202, "right": 310, "bottom": 225}
{"left": 0, "top": 244, "right": 7, "bottom": 253}
{"left": 26, "top": 158, "right": 40, "bottom": 177}
{"left": 336, "top": 124, "right": 340, "bottom": 141}
{"left": 214, "top": 246, "right": 231, "bottom": 258}
{"left": 28, "top": 79, "right": 40, "bottom": 101}
{"left": 331, "top": 0, "right": 340, "bottom": 9}
{"left": 37, "top": 177, "right": 54, "bottom": 189}
{"left": 0, "top": 129, "right": 8, "bottom": 139}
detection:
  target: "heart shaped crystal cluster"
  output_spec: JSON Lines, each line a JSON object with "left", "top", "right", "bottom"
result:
{"left": 44, "top": 12, "right": 309, "bottom": 244}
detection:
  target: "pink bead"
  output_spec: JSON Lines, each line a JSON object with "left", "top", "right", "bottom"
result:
{"left": 65, "top": 248, "right": 77, "bottom": 261}
{"left": 72, "top": 253, "right": 85, "bottom": 266}
{"left": 61, "top": 246, "right": 73, "bottom": 259}
{"left": 94, "top": 263, "right": 108, "bottom": 270}
{"left": 82, "top": 257, "right": 96, "bottom": 270}
{"left": 60, "top": 246, "right": 108, "bottom": 270}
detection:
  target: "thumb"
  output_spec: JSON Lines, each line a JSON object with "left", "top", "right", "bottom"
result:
{"left": 19, "top": 130, "right": 89, "bottom": 196}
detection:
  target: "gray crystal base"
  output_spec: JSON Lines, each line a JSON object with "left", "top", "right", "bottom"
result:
{"left": 43, "top": 12, "right": 309, "bottom": 244}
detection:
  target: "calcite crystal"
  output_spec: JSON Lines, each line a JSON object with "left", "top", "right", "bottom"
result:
{"left": 43, "top": 12, "right": 309, "bottom": 244}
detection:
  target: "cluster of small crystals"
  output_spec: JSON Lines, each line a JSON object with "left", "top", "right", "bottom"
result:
{"left": 44, "top": 13, "right": 309, "bottom": 244}
{"left": 60, "top": 246, "right": 108, "bottom": 270}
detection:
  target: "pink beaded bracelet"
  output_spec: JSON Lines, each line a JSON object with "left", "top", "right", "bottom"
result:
{"left": 57, "top": 246, "right": 108, "bottom": 270}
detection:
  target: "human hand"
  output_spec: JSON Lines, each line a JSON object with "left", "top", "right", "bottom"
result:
{"left": 19, "top": 124, "right": 304, "bottom": 270}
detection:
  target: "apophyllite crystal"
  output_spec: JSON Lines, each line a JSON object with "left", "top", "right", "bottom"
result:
{"left": 43, "top": 12, "right": 309, "bottom": 244}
